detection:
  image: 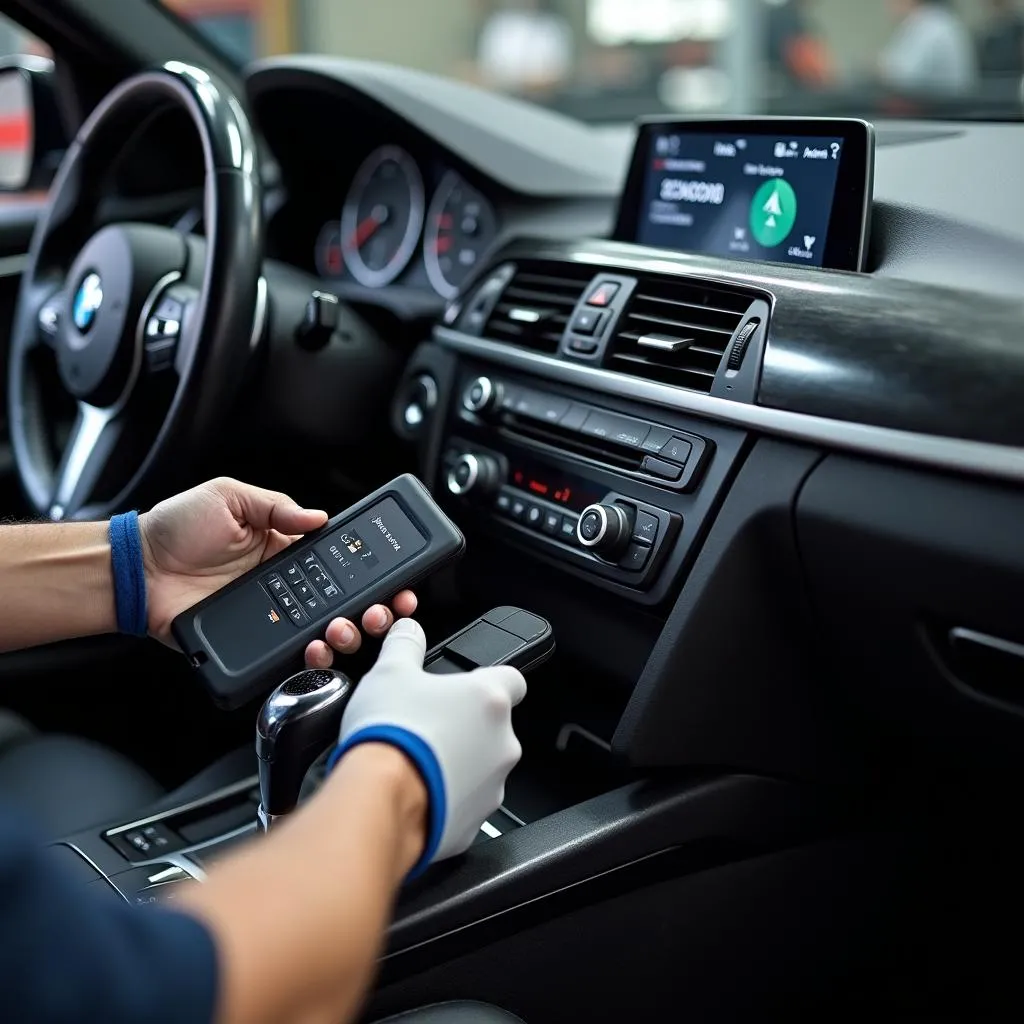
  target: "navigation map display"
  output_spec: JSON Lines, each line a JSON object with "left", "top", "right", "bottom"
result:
{"left": 614, "top": 118, "right": 874, "bottom": 272}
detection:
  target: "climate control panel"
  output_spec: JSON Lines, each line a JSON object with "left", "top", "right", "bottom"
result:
{"left": 442, "top": 440, "right": 681, "bottom": 589}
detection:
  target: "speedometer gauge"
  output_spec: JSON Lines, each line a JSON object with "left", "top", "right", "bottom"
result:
{"left": 341, "top": 146, "right": 425, "bottom": 288}
{"left": 424, "top": 172, "right": 498, "bottom": 299}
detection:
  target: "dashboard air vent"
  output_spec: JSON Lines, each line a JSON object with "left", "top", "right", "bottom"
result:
{"left": 607, "top": 277, "right": 754, "bottom": 393}
{"left": 482, "top": 261, "right": 593, "bottom": 354}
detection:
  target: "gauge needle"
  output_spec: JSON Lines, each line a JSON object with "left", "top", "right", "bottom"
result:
{"left": 348, "top": 204, "right": 390, "bottom": 249}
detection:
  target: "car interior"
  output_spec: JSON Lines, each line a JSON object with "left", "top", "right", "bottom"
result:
{"left": 3, "top": 0, "right": 1024, "bottom": 1019}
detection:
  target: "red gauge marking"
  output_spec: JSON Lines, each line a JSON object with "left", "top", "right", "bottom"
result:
{"left": 435, "top": 235, "right": 453, "bottom": 254}
{"left": 348, "top": 214, "right": 381, "bottom": 250}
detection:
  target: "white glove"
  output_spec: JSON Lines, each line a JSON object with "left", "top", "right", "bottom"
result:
{"left": 331, "top": 618, "right": 526, "bottom": 875}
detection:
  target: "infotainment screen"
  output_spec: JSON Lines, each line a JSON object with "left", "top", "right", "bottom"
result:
{"left": 613, "top": 118, "right": 875, "bottom": 271}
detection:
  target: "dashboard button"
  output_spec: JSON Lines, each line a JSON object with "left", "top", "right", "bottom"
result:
{"left": 525, "top": 505, "right": 544, "bottom": 529}
{"left": 586, "top": 281, "right": 620, "bottom": 307}
{"left": 495, "top": 490, "right": 513, "bottom": 515}
{"left": 641, "top": 456, "right": 684, "bottom": 482}
{"left": 510, "top": 390, "right": 570, "bottom": 425}
{"left": 569, "top": 308, "right": 606, "bottom": 336}
{"left": 543, "top": 510, "right": 561, "bottom": 535}
{"left": 632, "top": 510, "right": 660, "bottom": 546}
{"left": 559, "top": 404, "right": 590, "bottom": 431}
{"left": 569, "top": 336, "right": 600, "bottom": 355}
{"left": 578, "top": 508, "right": 604, "bottom": 543}
{"left": 641, "top": 427, "right": 675, "bottom": 454}
{"left": 662, "top": 436, "right": 694, "bottom": 464}
{"left": 559, "top": 515, "right": 579, "bottom": 542}
{"left": 620, "top": 542, "right": 652, "bottom": 573}
{"left": 510, "top": 497, "right": 527, "bottom": 521}
{"left": 581, "top": 411, "right": 651, "bottom": 449}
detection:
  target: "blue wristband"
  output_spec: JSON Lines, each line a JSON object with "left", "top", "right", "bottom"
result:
{"left": 326, "top": 726, "right": 446, "bottom": 881}
{"left": 109, "top": 511, "right": 149, "bottom": 637}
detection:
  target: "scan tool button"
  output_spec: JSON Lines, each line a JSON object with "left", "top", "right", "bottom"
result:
{"left": 263, "top": 574, "right": 287, "bottom": 598}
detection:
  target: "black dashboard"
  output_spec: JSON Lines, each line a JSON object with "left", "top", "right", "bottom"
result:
{"left": 240, "top": 57, "right": 1024, "bottom": 779}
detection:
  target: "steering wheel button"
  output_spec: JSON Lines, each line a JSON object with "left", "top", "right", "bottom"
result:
{"left": 155, "top": 296, "right": 184, "bottom": 321}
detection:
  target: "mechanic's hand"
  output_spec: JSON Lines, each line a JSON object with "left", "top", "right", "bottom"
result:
{"left": 139, "top": 477, "right": 415, "bottom": 647}
{"left": 336, "top": 618, "right": 526, "bottom": 869}
{"left": 304, "top": 590, "right": 418, "bottom": 669}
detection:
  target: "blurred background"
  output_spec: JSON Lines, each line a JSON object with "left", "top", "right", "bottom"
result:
{"left": 2, "top": 0, "right": 1024, "bottom": 123}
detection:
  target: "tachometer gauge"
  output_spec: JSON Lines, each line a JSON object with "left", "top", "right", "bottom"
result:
{"left": 340, "top": 145, "right": 425, "bottom": 288}
{"left": 424, "top": 171, "right": 498, "bottom": 299}
{"left": 314, "top": 221, "right": 343, "bottom": 277}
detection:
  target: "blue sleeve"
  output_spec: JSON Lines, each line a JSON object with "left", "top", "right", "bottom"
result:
{"left": 0, "top": 811, "right": 219, "bottom": 1024}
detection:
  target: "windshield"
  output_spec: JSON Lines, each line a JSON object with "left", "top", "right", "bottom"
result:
{"left": 160, "top": 0, "right": 1023, "bottom": 122}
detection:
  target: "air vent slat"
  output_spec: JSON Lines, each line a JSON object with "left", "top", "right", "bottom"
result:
{"left": 480, "top": 260, "right": 593, "bottom": 354}
{"left": 632, "top": 293, "right": 748, "bottom": 318}
{"left": 502, "top": 287, "right": 581, "bottom": 307}
{"left": 626, "top": 312, "right": 735, "bottom": 337}
{"left": 607, "top": 274, "right": 755, "bottom": 394}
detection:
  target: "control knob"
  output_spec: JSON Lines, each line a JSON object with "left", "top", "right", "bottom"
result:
{"left": 463, "top": 376, "right": 503, "bottom": 416}
{"left": 447, "top": 452, "right": 501, "bottom": 498}
{"left": 577, "top": 503, "right": 632, "bottom": 558}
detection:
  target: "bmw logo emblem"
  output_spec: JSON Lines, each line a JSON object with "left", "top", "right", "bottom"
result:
{"left": 72, "top": 272, "right": 103, "bottom": 333}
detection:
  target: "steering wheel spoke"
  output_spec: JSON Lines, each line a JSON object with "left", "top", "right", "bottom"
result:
{"left": 49, "top": 403, "right": 125, "bottom": 521}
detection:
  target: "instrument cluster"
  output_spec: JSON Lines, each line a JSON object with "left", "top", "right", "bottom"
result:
{"left": 313, "top": 144, "right": 499, "bottom": 299}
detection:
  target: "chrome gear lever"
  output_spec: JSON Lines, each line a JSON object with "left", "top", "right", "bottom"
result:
{"left": 256, "top": 668, "right": 353, "bottom": 833}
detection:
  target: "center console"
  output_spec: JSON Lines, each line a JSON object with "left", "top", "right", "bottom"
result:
{"left": 438, "top": 362, "right": 749, "bottom": 608}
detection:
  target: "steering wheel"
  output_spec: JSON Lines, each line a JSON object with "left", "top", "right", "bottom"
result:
{"left": 7, "top": 63, "right": 264, "bottom": 521}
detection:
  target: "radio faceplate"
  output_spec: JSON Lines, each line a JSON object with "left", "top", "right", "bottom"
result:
{"left": 437, "top": 364, "right": 750, "bottom": 606}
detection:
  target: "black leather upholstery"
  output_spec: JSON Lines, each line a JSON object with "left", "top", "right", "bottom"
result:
{"left": 0, "top": 712, "right": 163, "bottom": 838}
{"left": 376, "top": 1003, "right": 525, "bottom": 1023}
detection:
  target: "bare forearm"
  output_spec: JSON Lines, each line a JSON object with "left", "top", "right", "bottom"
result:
{"left": 0, "top": 521, "right": 116, "bottom": 650}
{"left": 183, "top": 744, "right": 426, "bottom": 1024}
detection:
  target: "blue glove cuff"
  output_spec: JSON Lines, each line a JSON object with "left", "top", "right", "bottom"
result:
{"left": 326, "top": 726, "right": 446, "bottom": 881}
{"left": 109, "top": 511, "right": 149, "bottom": 637}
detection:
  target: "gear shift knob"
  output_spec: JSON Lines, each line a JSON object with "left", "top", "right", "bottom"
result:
{"left": 256, "top": 668, "right": 353, "bottom": 832}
